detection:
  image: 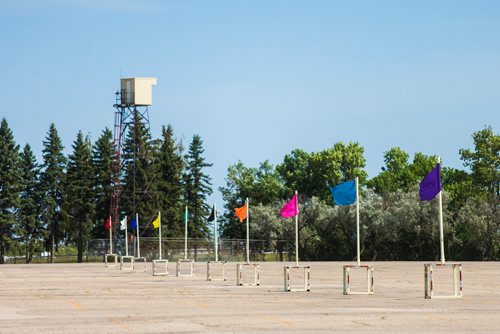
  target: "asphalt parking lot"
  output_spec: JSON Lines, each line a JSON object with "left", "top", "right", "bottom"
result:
{"left": 0, "top": 261, "right": 499, "bottom": 333}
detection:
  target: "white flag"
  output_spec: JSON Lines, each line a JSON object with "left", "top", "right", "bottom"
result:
{"left": 120, "top": 217, "right": 127, "bottom": 231}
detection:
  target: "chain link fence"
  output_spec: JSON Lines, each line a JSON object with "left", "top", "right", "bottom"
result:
{"left": 5, "top": 238, "right": 292, "bottom": 264}
{"left": 91, "top": 238, "right": 292, "bottom": 262}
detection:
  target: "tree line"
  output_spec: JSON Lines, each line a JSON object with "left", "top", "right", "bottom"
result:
{"left": 0, "top": 117, "right": 498, "bottom": 263}
{"left": 0, "top": 114, "right": 212, "bottom": 263}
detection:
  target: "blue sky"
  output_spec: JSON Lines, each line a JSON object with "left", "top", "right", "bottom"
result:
{"left": 0, "top": 0, "right": 499, "bottom": 204}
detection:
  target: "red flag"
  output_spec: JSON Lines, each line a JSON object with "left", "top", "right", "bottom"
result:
{"left": 105, "top": 217, "right": 111, "bottom": 230}
{"left": 280, "top": 193, "right": 298, "bottom": 218}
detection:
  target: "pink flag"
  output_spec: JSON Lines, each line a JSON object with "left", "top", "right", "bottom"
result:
{"left": 280, "top": 193, "right": 299, "bottom": 218}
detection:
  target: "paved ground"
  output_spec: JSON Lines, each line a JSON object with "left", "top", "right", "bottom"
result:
{"left": 0, "top": 261, "right": 499, "bottom": 333}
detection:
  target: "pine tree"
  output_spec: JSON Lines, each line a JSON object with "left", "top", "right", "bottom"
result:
{"left": 40, "top": 123, "right": 66, "bottom": 263}
{"left": 157, "top": 125, "right": 184, "bottom": 238}
{"left": 0, "top": 118, "right": 20, "bottom": 264}
{"left": 183, "top": 134, "right": 212, "bottom": 239}
{"left": 65, "top": 131, "right": 95, "bottom": 262}
{"left": 17, "top": 144, "right": 45, "bottom": 263}
{"left": 122, "top": 111, "right": 159, "bottom": 236}
{"left": 92, "top": 128, "right": 114, "bottom": 239}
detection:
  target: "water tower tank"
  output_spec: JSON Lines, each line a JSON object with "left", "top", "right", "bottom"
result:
{"left": 120, "top": 77, "right": 157, "bottom": 106}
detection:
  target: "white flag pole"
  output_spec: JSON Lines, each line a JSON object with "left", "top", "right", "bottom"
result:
{"left": 136, "top": 213, "right": 140, "bottom": 258}
{"left": 109, "top": 216, "right": 113, "bottom": 254}
{"left": 158, "top": 212, "right": 162, "bottom": 260}
{"left": 214, "top": 204, "right": 218, "bottom": 262}
{"left": 437, "top": 157, "right": 445, "bottom": 265}
{"left": 246, "top": 198, "right": 250, "bottom": 264}
{"left": 295, "top": 191, "right": 299, "bottom": 267}
{"left": 184, "top": 206, "right": 188, "bottom": 260}
{"left": 125, "top": 217, "right": 128, "bottom": 256}
{"left": 356, "top": 177, "right": 360, "bottom": 266}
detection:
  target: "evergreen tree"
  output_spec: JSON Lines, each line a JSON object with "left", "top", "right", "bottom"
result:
{"left": 122, "top": 111, "right": 159, "bottom": 236}
{"left": 92, "top": 128, "right": 114, "bottom": 239}
{"left": 64, "top": 132, "right": 95, "bottom": 262}
{"left": 183, "top": 135, "right": 212, "bottom": 239}
{"left": 0, "top": 118, "right": 20, "bottom": 264}
{"left": 157, "top": 125, "right": 184, "bottom": 238}
{"left": 40, "top": 123, "right": 66, "bottom": 263}
{"left": 16, "top": 144, "right": 45, "bottom": 263}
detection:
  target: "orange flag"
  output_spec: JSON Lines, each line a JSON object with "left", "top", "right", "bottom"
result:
{"left": 234, "top": 203, "right": 247, "bottom": 223}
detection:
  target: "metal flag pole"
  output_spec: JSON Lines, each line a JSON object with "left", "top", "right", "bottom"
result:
{"left": 295, "top": 191, "right": 299, "bottom": 267}
{"left": 124, "top": 217, "right": 128, "bottom": 256}
{"left": 437, "top": 157, "right": 445, "bottom": 264}
{"left": 214, "top": 204, "right": 218, "bottom": 262}
{"left": 109, "top": 216, "right": 113, "bottom": 254}
{"left": 356, "top": 177, "right": 360, "bottom": 266}
{"left": 158, "top": 212, "right": 162, "bottom": 260}
{"left": 136, "top": 213, "right": 140, "bottom": 258}
{"left": 246, "top": 198, "right": 250, "bottom": 264}
{"left": 184, "top": 206, "right": 188, "bottom": 260}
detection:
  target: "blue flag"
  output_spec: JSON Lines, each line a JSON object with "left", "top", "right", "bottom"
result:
{"left": 330, "top": 180, "right": 356, "bottom": 206}
{"left": 130, "top": 217, "right": 137, "bottom": 230}
{"left": 419, "top": 163, "right": 442, "bottom": 201}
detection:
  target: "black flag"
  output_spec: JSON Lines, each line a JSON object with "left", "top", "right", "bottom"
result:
{"left": 207, "top": 206, "right": 215, "bottom": 222}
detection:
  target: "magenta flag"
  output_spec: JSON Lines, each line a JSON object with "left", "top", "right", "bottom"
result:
{"left": 280, "top": 193, "right": 299, "bottom": 218}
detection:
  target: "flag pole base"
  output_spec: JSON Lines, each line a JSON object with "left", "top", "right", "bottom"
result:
{"left": 284, "top": 265, "right": 310, "bottom": 292}
{"left": 207, "top": 261, "right": 226, "bottom": 281}
{"left": 237, "top": 263, "right": 260, "bottom": 286}
{"left": 424, "top": 263, "right": 463, "bottom": 299}
{"left": 152, "top": 259, "right": 169, "bottom": 276}
{"left": 104, "top": 253, "right": 118, "bottom": 268}
{"left": 119, "top": 256, "right": 134, "bottom": 271}
{"left": 343, "top": 264, "right": 374, "bottom": 295}
{"left": 134, "top": 257, "right": 147, "bottom": 272}
{"left": 176, "top": 259, "right": 195, "bottom": 277}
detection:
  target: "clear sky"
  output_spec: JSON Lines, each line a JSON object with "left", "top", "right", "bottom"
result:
{"left": 1, "top": 0, "right": 499, "bottom": 204}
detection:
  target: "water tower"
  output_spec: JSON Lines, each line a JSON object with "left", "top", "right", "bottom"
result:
{"left": 110, "top": 78, "right": 157, "bottom": 235}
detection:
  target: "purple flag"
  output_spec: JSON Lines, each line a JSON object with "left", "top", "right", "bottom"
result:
{"left": 280, "top": 193, "right": 299, "bottom": 218}
{"left": 419, "top": 163, "right": 442, "bottom": 201}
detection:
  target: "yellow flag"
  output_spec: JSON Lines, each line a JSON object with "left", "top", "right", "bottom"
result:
{"left": 152, "top": 214, "right": 160, "bottom": 229}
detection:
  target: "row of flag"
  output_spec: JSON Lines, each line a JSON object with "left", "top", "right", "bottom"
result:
{"left": 230, "top": 163, "right": 441, "bottom": 217}
{"left": 105, "top": 163, "right": 442, "bottom": 229}
{"left": 327, "top": 163, "right": 440, "bottom": 206}
{"left": 105, "top": 214, "right": 157, "bottom": 230}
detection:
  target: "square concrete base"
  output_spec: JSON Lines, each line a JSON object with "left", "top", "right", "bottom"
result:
{"left": 207, "top": 261, "right": 226, "bottom": 281}
{"left": 237, "top": 263, "right": 260, "bottom": 286}
{"left": 152, "top": 259, "right": 169, "bottom": 276}
{"left": 343, "top": 265, "right": 374, "bottom": 295}
{"left": 424, "top": 263, "right": 463, "bottom": 299}
{"left": 284, "top": 266, "right": 310, "bottom": 292}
